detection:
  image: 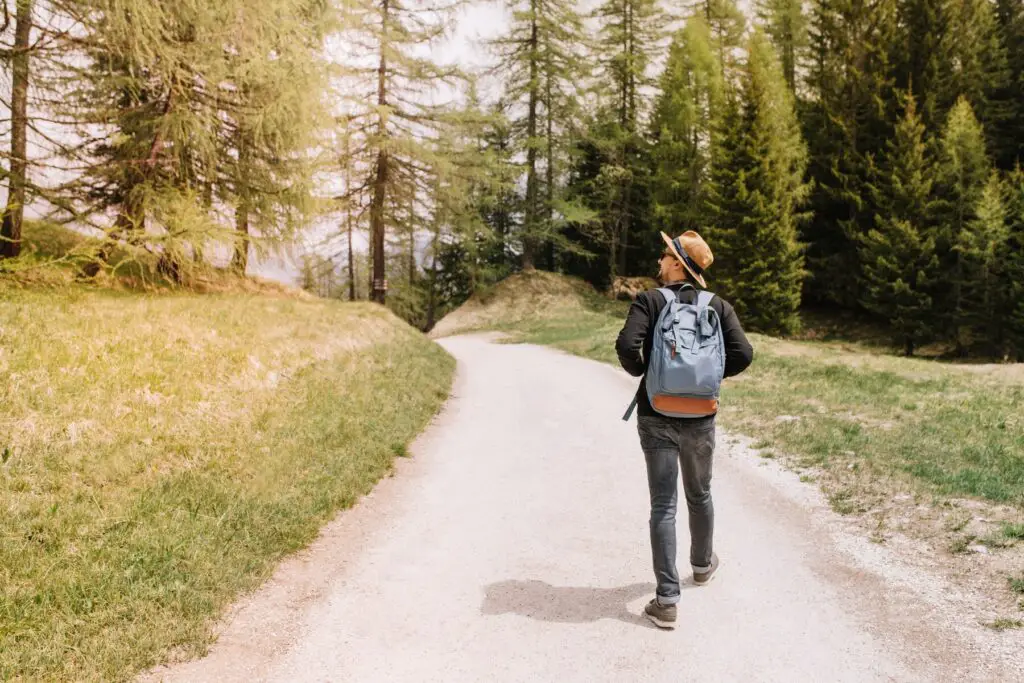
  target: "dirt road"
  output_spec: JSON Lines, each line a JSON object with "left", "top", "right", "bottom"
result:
{"left": 144, "top": 335, "right": 1023, "bottom": 682}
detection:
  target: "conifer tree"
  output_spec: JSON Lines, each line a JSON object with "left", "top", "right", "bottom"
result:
{"left": 893, "top": 0, "right": 947, "bottom": 130}
{"left": 592, "top": 0, "right": 663, "bottom": 277}
{"left": 71, "top": 1, "right": 244, "bottom": 279}
{"left": 685, "top": 0, "right": 746, "bottom": 77}
{"left": 958, "top": 172, "right": 1010, "bottom": 355}
{"left": 492, "top": 0, "right": 588, "bottom": 270}
{"left": 802, "top": 0, "right": 897, "bottom": 308}
{"left": 0, "top": 0, "right": 32, "bottom": 259}
{"left": 859, "top": 92, "right": 940, "bottom": 355}
{"left": 220, "top": 0, "right": 332, "bottom": 274}
{"left": 993, "top": 0, "right": 1024, "bottom": 168}
{"left": 336, "top": 0, "right": 460, "bottom": 303}
{"left": 64, "top": 0, "right": 330, "bottom": 281}
{"left": 650, "top": 16, "right": 725, "bottom": 239}
{"left": 757, "top": 0, "right": 809, "bottom": 92}
{"left": 1004, "top": 166, "right": 1024, "bottom": 359}
{"left": 933, "top": 98, "right": 992, "bottom": 355}
{"left": 709, "top": 30, "right": 808, "bottom": 334}
{"left": 939, "top": 0, "right": 1009, "bottom": 139}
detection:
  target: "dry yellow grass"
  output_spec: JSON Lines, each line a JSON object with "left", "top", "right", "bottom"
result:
{"left": 429, "top": 270, "right": 601, "bottom": 338}
{"left": 0, "top": 286, "right": 454, "bottom": 680}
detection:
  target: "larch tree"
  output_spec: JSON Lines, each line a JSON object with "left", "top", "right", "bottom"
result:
{"left": 491, "top": 0, "right": 589, "bottom": 270}
{"left": 592, "top": 0, "right": 663, "bottom": 277}
{"left": 334, "top": 0, "right": 460, "bottom": 304}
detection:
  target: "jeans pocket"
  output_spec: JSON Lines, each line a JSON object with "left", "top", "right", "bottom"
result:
{"left": 638, "top": 417, "right": 675, "bottom": 450}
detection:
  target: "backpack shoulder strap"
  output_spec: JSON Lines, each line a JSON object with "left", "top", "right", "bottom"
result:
{"left": 656, "top": 283, "right": 697, "bottom": 305}
{"left": 696, "top": 290, "right": 715, "bottom": 309}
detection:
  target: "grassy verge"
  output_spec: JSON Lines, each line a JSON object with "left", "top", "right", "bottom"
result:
{"left": 0, "top": 287, "right": 454, "bottom": 680}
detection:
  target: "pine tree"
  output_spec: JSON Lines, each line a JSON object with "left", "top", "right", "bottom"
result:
{"left": 893, "top": 0, "right": 947, "bottom": 130}
{"left": 70, "top": 1, "right": 237, "bottom": 279}
{"left": 993, "top": 0, "right": 1024, "bottom": 168}
{"left": 539, "top": 0, "right": 589, "bottom": 270}
{"left": 64, "top": 0, "right": 329, "bottom": 281}
{"left": 0, "top": 0, "right": 32, "bottom": 259}
{"left": 337, "top": 0, "right": 461, "bottom": 304}
{"left": 709, "top": 30, "right": 809, "bottom": 335}
{"left": 219, "top": 0, "right": 331, "bottom": 275}
{"left": 940, "top": 0, "right": 1010, "bottom": 139}
{"left": 479, "top": 101, "right": 519, "bottom": 274}
{"left": 802, "top": 0, "right": 897, "bottom": 308}
{"left": 859, "top": 92, "right": 940, "bottom": 355}
{"left": 933, "top": 98, "right": 992, "bottom": 355}
{"left": 492, "top": 0, "right": 588, "bottom": 270}
{"left": 757, "top": 0, "right": 809, "bottom": 92}
{"left": 649, "top": 16, "right": 725, "bottom": 240}
{"left": 1004, "top": 166, "right": 1024, "bottom": 359}
{"left": 685, "top": 0, "right": 746, "bottom": 78}
{"left": 592, "top": 0, "right": 663, "bottom": 277}
{"left": 958, "top": 172, "right": 1010, "bottom": 355}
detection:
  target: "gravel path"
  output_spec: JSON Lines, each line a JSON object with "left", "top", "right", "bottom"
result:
{"left": 144, "top": 335, "right": 1023, "bottom": 683}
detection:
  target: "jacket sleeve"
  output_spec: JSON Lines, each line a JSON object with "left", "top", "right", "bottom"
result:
{"left": 615, "top": 293, "right": 650, "bottom": 377}
{"left": 718, "top": 299, "right": 754, "bottom": 378}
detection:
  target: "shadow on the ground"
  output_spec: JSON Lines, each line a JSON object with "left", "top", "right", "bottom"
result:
{"left": 481, "top": 580, "right": 658, "bottom": 629}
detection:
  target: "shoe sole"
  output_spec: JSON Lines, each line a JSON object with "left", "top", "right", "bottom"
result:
{"left": 693, "top": 570, "right": 717, "bottom": 586}
{"left": 693, "top": 556, "right": 720, "bottom": 586}
{"left": 644, "top": 611, "right": 677, "bottom": 630}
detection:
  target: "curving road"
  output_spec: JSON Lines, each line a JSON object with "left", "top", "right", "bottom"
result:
{"left": 144, "top": 335, "right": 1023, "bottom": 683}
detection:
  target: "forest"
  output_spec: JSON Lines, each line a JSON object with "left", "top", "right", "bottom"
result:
{"left": 2, "top": 0, "right": 1024, "bottom": 357}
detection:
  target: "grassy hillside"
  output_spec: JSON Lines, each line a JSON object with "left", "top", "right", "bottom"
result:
{"left": 435, "top": 271, "right": 1024, "bottom": 612}
{"left": 0, "top": 284, "right": 454, "bottom": 680}
{"left": 4, "top": 220, "right": 299, "bottom": 296}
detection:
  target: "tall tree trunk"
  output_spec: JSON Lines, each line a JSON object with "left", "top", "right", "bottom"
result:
{"left": 347, "top": 197, "right": 356, "bottom": 302}
{"left": 83, "top": 89, "right": 172, "bottom": 277}
{"left": 618, "top": 1, "right": 634, "bottom": 278}
{"left": 232, "top": 202, "right": 250, "bottom": 273}
{"left": 343, "top": 130, "right": 357, "bottom": 301}
{"left": 370, "top": 0, "right": 390, "bottom": 304}
{"left": 426, "top": 221, "right": 440, "bottom": 330}
{"left": 1, "top": 0, "right": 32, "bottom": 260}
{"left": 232, "top": 130, "right": 251, "bottom": 274}
{"left": 523, "top": 1, "right": 539, "bottom": 270}
{"left": 408, "top": 190, "right": 415, "bottom": 285}
{"left": 544, "top": 63, "right": 556, "bottom": 271}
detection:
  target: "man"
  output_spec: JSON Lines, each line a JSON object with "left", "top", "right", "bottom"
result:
{"left": 615, "top": 230, "right": 753, "bottom": 629}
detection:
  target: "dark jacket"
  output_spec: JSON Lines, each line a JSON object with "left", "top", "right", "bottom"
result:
{"left": 615, "top": 283, "right": 754, "bottom": 418}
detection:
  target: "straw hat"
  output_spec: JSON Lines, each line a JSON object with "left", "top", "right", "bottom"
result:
{"left": 660, "top": 230, "right": 713, "bottom": 288}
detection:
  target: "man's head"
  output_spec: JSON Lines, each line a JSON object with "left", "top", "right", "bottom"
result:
{"left": 658, "top": 231, "right": 713, "bottom": 287}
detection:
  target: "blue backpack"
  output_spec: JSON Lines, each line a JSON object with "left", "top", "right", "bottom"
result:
{"left": 623, "top": 285, "right": 726, "bottom": 420}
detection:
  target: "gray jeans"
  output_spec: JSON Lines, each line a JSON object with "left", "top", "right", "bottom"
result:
{"left": 637, "top": 414, "right": 716, "bottom": 605}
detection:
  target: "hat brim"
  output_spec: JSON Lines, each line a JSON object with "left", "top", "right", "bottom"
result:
{"left": 661, "top": 232, "right": 707, "bottom": 288}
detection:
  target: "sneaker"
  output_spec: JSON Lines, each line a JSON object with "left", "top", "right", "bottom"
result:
{"left": 644, "top": 598, "right": 677, "bottom": 629}
{"left": 692, "top": 553, "right": 720, "bottom": 586}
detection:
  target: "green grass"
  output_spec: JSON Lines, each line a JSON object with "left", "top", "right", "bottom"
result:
{"left": 0, "top": 287, "right": 454, "bottom": 681}
{"left": 984, "top": 618, "right": 1024, "bottom": 631}
{"left": 436, "top": 272, "right": 1024, "bottom": 509}
{"left": 1002, "top": 523, "right": 1024, "bottom": 541}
